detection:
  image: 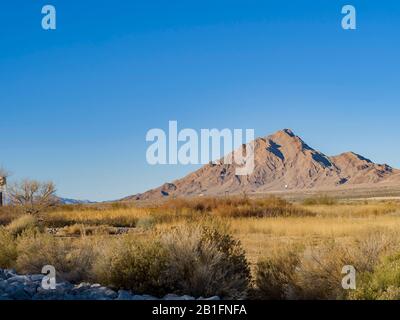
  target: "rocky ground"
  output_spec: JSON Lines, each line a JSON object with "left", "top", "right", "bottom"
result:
{"left": 0, "top": 269, "right": 220, "bottom": 301}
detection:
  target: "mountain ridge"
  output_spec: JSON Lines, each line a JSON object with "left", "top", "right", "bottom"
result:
{"left": 128, "top": 129, "right": 400, "bottom": 201}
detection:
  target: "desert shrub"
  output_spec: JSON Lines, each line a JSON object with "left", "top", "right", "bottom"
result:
{"left": 94, "top": 221, "right": 251, "bottom": 298}
{"left": 255, "top": 247, "right": 301, "bottom": 299}
{"left": 6, "top": 215, "right": 39, "bottom": 237}
{"left": 377, "top": 286, "right": 400, "bottom": 300}
{"left": 254, "top": 240, "right": 359, "bottom": 300}
{"left": 295, "top": 241, "right": 352, "bottom": 299}
{"left": 302, "top": 195, "right": 338, "bottom": 206}
{"left": 350, "top": 228, "right": 399, "bottom": 272}
{"left": 349, "top": 253, "right": 400, "bottom": 300}
{"left": 294, "top": 229, "right": 399, "bottom": 300}
{"left": 93, "top": 234, "right": 170, "bottom": 296}
{"left": 265, "top": 229, "right": 399, "bottom": 300}
{"left": 0, "top": 228, "right": 18, "bottom": 268}
{"left": 161, "top": 222, "right": 251, "bottom": 299}
{"left": 16, "top": 230, "right": 97, "bottom": 283}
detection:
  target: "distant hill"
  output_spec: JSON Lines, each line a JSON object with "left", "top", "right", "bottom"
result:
{"left": 58, "top": 197, "right": 95, "bottom": 205}
{"left": 127, "top": 129, "right": 400, "bottom": 201}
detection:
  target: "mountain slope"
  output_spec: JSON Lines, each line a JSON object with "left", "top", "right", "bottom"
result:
{"left": 129, "top": 129, "right": 400, "bottom": 201}
{"left": 58, "top": 197, "right": 95, "bottom": 205}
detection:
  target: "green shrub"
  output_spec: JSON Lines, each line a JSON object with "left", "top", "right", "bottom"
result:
{"left": 350, "top": 253, "right": 400, "bottom": 300}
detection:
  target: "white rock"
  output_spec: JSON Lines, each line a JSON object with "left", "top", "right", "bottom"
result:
{"left": 163, "top": 293, "right": 180, "bottom": 300}
{"left": 116, "top": 290, "right": 133, "bottom": 300}
{"left": 131, "top": 295, "right": 146, "bottom": 300}
{"left": 30, "top": 274, "right": 45, "bottom": 282}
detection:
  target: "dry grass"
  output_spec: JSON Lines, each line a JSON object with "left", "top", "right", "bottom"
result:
{"left": 6, "top": 215, "right": 39, "bottom": 237}
{"left": 0, "top": 206, "right": 23, "bottom": 225}
{"left": 16, "top": 229, "right": 99, "bottom": 283}
{"left": 44, "top": 207, "right": 148, "bottom": 228}
{"left": 301, "top": 201, "right": 400, "bottom": 217}
{"left": 302, "top": 195, "right": 338, "bottom": 206}
{"left": 230, "top": 215, "right": 400, "bottom": 265}
{"left": 0, "top": 227, "right": 18, "bottom": 268}
{"left": 2, "top": 196, "right": 400, "bottom": 299}
{"left": 55, "top": 224, "right": 120, "bottom": 237}
{"left": 159, "top": 196, "right": 314, "bottom": 218}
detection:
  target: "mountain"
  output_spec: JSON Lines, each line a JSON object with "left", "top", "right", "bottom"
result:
{"left": 128, "top": 129, "right": 400, "bottom": 201}
{"left": 58, "top": 197, "right": 95, "bottom": 205}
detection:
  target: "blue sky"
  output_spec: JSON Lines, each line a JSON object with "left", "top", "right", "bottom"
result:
{"left": 0, "top": 1, "right": 399, "bottom": 201}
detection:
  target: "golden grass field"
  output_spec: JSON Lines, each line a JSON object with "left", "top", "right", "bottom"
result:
{"left": 34, "top": 198, "right": 400, "bottom": 273}
{"left": 43, "top": 199, "right": 400, "bottom": 263}
{"left": 3, "top": 196, "right": 400, "bottom": 299}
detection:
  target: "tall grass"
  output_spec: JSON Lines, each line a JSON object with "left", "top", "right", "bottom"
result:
{"left": 16, "top": 229, "right": 98, "bottom": 283}
{"left": 0, "top": 206, "right": 23, "bottom": 226}
{"left": 0, "top": 227, "right": 18, "bottom": 268}
{"left": 6, "top": 215, "right": 39, "bottom": 237}
{"left": 159, "top": 196, "right": 314, "bottom": 218}
{"left": 302, "top": 195, "right": 338, "bottom": 206}
{"left": 2, "top": 197, "right": 400, "bottom": 299}
{"left": 45, "top": 207, "right": 146, "bottom": 228}
{"left": 302, "top": 201, "right": 400, "bottom": 218}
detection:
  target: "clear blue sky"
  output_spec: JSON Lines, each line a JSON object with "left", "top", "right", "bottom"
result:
{"left": 1, "top": 1, "right": 399, "bottom": 201}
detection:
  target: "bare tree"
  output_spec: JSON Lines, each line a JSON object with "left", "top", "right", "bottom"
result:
{"left": 8, "top": 179, "right": 58, "bottom": 215}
